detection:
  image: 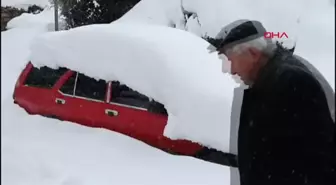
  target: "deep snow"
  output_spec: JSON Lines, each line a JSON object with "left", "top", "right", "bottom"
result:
{"left": 1, "top": 7, "right": 57, "bottom": 102}
{"left": 2, "top": 101, "right": 230, "bottom": 185}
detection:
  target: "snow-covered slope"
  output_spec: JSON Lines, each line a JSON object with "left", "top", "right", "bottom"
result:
{"left": 1, "top": 7, "right": 231, "bottom": 185}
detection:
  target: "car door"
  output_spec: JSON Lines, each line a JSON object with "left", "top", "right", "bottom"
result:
{"left": 104, "top": 81, "right": 166, "bottom": 147}
{"left": 104, "top": 81, "right": 202, "bottom": 155}
{"left": 54, "top": 71, "right": 108, "bottom": 127}
{"left": 19, "top": 64, "right": 68, "bottom": 116}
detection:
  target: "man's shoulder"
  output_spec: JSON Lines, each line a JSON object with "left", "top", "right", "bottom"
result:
{"left": 273, "top": 56, "right": 321, "bottom": 89}
{"left": 270, "top": 45, "right": 312, "bottom": 76}
{"left": 279, "top": 62, "right": 312, "bottom": 78}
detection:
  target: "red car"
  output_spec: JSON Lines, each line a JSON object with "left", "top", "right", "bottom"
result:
{"left": 13, "top": 62, "right": 237, "bottom": 166}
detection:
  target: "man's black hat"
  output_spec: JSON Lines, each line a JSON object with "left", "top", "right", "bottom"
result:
{"left": 207, "top": 19, "right": 267, "bottom": 53}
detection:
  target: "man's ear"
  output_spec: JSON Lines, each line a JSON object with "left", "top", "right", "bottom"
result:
{"left": 217, "top": 47, "right": 227, "bottom": 55}
{"left": 248, "top": 47, "right": 262, "bottom": 60}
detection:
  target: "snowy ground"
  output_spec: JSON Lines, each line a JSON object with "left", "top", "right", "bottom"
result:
{"left": 2, "top": 101, "right": 230, "bottom": 185}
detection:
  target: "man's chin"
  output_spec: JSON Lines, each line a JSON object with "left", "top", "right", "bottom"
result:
{"left": 231, "top": 75, "right": 250, "bottom": 88}
{"left": 232, "top": 75, "right": 244, "bottom": 84}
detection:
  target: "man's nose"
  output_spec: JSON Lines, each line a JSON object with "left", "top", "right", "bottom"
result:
{"left": 230, "top": 66, "right": 237, "bottom": 75}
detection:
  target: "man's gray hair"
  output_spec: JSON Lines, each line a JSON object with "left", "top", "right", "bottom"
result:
{"left": 230, "top": 37, "right": 277, "bottom": 57}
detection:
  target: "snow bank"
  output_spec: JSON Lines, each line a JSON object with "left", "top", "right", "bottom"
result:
{"left": 29, "top": 22, "right": 239, "bottom": 153}
{"left": 1, "top": 8, "right": 55, "bottom": 102}
{"left": 118, "top": 0, "right": 186, "bottom": 30}
{"left": 6, "top": 7, "right": 60, "bottom": 30}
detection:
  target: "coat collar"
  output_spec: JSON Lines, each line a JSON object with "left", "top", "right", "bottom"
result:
{"left": 251, "top": 44, "right": 293, "bottom": 90}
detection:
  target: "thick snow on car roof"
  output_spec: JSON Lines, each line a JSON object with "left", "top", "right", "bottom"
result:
{"left": 29, "top": 22, "right": 239, "bottom": 153}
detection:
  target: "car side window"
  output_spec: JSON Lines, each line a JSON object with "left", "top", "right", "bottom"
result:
{"left": 59, "top": 72, "right": 76, "bottom": 95}
{"left": 147, "top": 100, "right": 168, "bottom": 116}
{"left": 74, "top": 73, "right": 107, "bottom": 101}
{"left": 110, "top": 81, "right": 150, "bottom": 109}
{"left": 60, "top": 72, "right": 107, "bottom": 101}
{"left": 110, "top": 81, "right": 168, "bottom": 115}
{"left": 24, "top": 66, "right": 68, "bottom": 88}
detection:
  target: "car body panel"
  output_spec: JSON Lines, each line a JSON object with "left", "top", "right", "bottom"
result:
{"left": 13, "top": 62, "right": 203, "bottom": 156}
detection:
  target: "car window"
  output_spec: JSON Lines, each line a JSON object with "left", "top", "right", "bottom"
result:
{"left": 60, "top": 72, "right": 107, "bottom": 101}
{"left": 24, "top": 66, "right": 68, "bottom": 88}
{"left": 147, "top": 100, "right": 168, "bottom": 116}
{"left": 110, "top": 81, "right": 168, "bottom": 116}
{"left": 75, "top": 73, "right": 107, "bottom": 101}
{"left": 59, "top": 72, "right": 76, "bottom": 95}
{"left": 110, "top": 81, "right": 150, "bottom": 109}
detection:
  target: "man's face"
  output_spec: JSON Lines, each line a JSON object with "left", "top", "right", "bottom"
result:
{"left": 219, "top": 47, "right": 261, "bottom": 85}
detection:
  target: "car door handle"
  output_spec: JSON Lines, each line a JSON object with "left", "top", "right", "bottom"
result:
{"left": 55, "top": 98, "right": 66, "bottom": 105}
{"left": 105, "top": 109, "right": 118, "bottom": 117}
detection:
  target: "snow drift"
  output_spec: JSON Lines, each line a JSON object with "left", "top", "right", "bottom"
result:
{"left": 6, "top": 7, "right": 61, "bottom": 31}
{"left": 29, "top": 22, "right": 239, "bottom": 153}
{"left": 1, "top": 8, "right": 56, "bottom": 102}
{"left": 118, "top": 0, "right": 187, "bottom": 30}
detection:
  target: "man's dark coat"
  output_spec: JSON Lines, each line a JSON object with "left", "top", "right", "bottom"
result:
{"left": 237, "top": 45, "right": 335, "bottom": 185}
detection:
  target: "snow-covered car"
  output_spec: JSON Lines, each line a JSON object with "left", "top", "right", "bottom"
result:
{"left": 13, "top": 62, "right": 237, "bottom": 167}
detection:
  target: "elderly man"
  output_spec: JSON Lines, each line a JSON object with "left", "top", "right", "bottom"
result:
{"left": 207, "top": 20, "right": 335, "bottom": 185}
